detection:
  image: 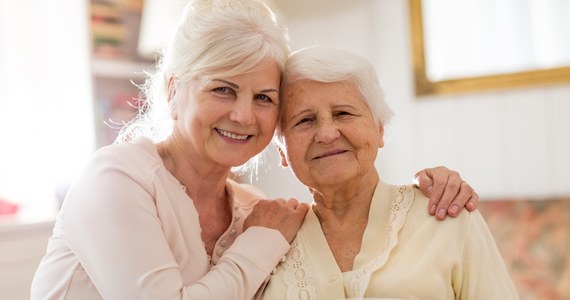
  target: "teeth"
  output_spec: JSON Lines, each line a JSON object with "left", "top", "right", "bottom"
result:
{"left": 218, "top": 129, "right": 249, "bottom": 140}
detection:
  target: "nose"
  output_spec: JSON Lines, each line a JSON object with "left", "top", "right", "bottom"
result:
{"left": 229, "top": 97, "right": 255, "bottom": 125}
{"left": 314, "top": 119, "right": 340, "bottom": 144}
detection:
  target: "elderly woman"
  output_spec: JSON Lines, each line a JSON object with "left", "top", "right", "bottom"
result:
{"left": 261, "top": 46, "right": 519, "bottom": 299}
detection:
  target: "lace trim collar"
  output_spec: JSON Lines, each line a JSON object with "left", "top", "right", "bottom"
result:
{"left": 343, "top": 184, "right": 414, "bottom": 298}
{"left": 280, "top": 183, "right": 415, "bottom": 299}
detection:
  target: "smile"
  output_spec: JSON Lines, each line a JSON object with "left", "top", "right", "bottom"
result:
{"left": 216, "top": 128, "right": 250, "bottom": 140}
{"left": 313, "top": 149, "right": 348, "bottom": 160}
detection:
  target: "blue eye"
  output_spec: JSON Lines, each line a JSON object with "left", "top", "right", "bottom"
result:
{"left": 255, "top": 94, "right": 274, "bottom": 104}
{"left": 213, "top": 86, "right": 235, "bottom": 96}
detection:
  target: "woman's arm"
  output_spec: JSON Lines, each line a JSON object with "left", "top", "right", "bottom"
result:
{"left": 414, "top": 166, "right": 479, "bottom": 220}
{"left": 63, "top": 159, "right": 291, "bottom": 299}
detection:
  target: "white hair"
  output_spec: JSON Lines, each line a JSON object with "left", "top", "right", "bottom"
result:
{"left": 117, "top": 0, "right": 290, "bottom": 144}
{"left": 276, "top": 45, "right": 394, "bottom": 140}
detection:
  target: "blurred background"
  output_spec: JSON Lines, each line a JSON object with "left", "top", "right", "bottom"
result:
{"left": 0, "top": 0, "right": 568, "bottom": 299}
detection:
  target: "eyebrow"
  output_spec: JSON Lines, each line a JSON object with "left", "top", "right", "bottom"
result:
{"left": 212, "top": 79, "right": 279, "bottom": 94}
{"left": 260, "top": 88, "right": 279, "bottom": 94}
{"left": 287, "top": 104, "right": 359, "bottom": 121}
{"left": 212, "top": 79, "right": 239, "bottom": 89}
{"left": 288, "top": 109, "right": 312, "bottom": 122}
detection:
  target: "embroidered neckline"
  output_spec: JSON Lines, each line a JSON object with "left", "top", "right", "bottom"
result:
{"left": 280, "top": 184, "right": 415, "bottom": 300}
{"left": 343, "top": 185, "right": 414, "bottom": 298}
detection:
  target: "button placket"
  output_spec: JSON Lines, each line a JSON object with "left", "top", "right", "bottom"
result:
{"left": 212, "top": 206, "right": 240, "bottom": 263}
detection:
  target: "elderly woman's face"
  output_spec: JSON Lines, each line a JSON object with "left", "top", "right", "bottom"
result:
{"left": 278, "top": 79, "right": 384, "bottom": 188}
{"left": 171, "top": 61, "right": 281, "bottom": 167}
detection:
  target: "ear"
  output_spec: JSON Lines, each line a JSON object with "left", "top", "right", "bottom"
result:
{"left": 275, "top": 145, "right": 289, "bottom": 167}
{"left": 167, "top": 77, "right": 178, "bottom": 120}
{"left": 378, "top": 123, "right": 385, "bottom": 149}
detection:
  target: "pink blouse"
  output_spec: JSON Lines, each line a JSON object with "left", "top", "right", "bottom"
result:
{"left": 31, "top": 138, "right": 290, "bottom": 299}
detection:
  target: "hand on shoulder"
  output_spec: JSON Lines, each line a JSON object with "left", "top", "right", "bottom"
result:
{"left": 244, "top": 198, "right": 309, "bottom": 243}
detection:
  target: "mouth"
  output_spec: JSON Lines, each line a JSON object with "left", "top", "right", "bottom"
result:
{"left": 215, "top": 128, "right": 251, "bottom": 141}
{"left": 312, "top": 149, "right": 348, "bottom": 160}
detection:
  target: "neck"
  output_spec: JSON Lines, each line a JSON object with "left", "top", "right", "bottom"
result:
{"left": 310, "top": 171, "right": 379, "bottom": 272}
{"left": 157, "top": 138, "right": 231, "bottom": 204}
{"left": 310, "top": 170, "right": 379, "bottom": 223}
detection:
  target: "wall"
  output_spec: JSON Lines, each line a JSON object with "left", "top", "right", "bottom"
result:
{"left": 0, "top": 222, "right": 53, "bottom": 300}
{"left": 252, "top": 0, "right": 570, "bottom": 202}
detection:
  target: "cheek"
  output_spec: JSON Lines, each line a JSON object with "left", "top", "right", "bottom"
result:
{"left": 360, "top": 140, "right": 380, "bottom": 165}
{"left": 259, "top": 109, "right": 279, "bottom": 132}
{"left": 285, "top": 139, "right": 309, "bottom": 166}
{"left": 175, "top": 103, "right": 207, "bottom": 133}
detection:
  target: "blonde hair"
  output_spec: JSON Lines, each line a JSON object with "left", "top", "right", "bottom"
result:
{"left": 117, "top": 0, "right": 290, "bottom": 143}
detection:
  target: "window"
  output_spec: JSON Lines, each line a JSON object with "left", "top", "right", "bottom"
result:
{"left": 0, "top": 0, "right": 95, "bottom": 223}
{"left": 410, "top": 0, "right": 570, "bottom": 95}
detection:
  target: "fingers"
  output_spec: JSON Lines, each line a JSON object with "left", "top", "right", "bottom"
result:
{"left": 291, "top": 199, "right": 310, "bottom": 214}
{"left": 445, "top": 181, "right": 473, "bottom": 217}
{"left": 466, "top": 191, "right": 479, "bottom": 211}
{"left": 413, "top": 169, "right": 433, "bottom": 197}
{"left": 418, "top": 166, "right": 481, "bottom": 221}
{"left": 285, "top": 198, "right": 310, "bottom": 212}
{"left": 416, "top": 166, "right": 449, "bottom": 216}
{"left": 244, "top": 198, "right": 309, "bottom": 243}
{"left": 285, "top": 198, "right": 297, "bottom": 207}
{"left": 433, "top": 170, "right": 461, "bottom": 220}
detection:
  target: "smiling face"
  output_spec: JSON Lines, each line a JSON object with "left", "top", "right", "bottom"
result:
{"left": 278, "top": 79, "right": 384, "bottom": 189}
{"left": 170, "top": 61, "right": 281, "bottom": 168}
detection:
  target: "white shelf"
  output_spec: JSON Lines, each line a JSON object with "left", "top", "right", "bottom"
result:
{"left": 91, "top": 57, "right": 153, "bottom": 80}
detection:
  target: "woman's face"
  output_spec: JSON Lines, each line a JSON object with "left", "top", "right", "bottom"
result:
{"left": 278, "top": 79, "right": 384, "bottom": 188}
{"left": 171, "top": 61, "right": 281, "bottom": 168}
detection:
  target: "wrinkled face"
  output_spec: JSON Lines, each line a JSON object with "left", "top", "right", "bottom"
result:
{"left": 171, "top": 61, "right": 281, "bottom": 168}
{"left": 278, "top": 79, "right": 384, "bottom": 188}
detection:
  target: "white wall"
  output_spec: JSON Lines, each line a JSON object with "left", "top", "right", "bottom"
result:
{"left": 252, "top": 0, "right": 570, "bottom": 201}
{"left": 0, "top": 222, "right": 53, "bottom": 300}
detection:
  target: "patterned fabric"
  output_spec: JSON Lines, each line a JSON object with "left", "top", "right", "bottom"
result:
{"left": 479, "top": 198, "right": 570, "bottom": 300}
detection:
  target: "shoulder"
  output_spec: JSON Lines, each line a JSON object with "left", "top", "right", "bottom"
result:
{"left": 400, "top": 184, "right": 475, "bottom": 230}
{"left": 77, "top": 138, "right": 162, "bottom": 194}
{"left": 227, "top": 179, "right": 266, "bottom": 210}
{"left": 375, "top": 181, "right": 416, "bottom": 212}
{"left": 90, "top": 138, "right": 161, "bottom": 177}
{"left": 94, "top": 137, "right": 159, "bottom": 165}
{"left": 61, "top": 139, "right": 163, "bottom": 219}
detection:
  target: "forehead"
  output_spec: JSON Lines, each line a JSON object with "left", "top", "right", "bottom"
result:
{"left": 202, "top": 60, "right": 282, "bottom": 84}
{"left": 282, "top": 79, "right": 364, "bottom": 110}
